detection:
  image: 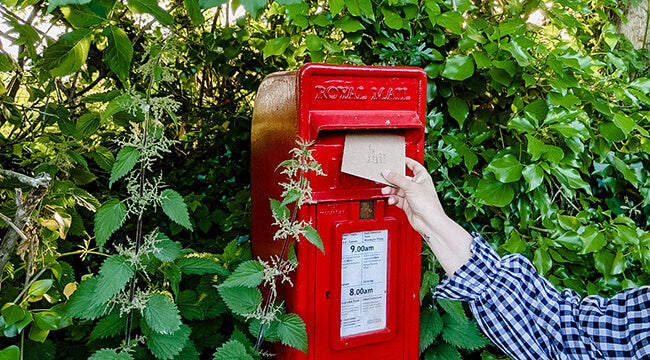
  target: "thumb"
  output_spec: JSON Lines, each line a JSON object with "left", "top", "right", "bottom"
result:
{"left": 381, "top": 170, "right": 412, "bottom": 190}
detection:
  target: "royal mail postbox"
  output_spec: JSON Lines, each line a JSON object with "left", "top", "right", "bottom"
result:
{"left": 251, "top": 64, "right": 426, "bottom": 359}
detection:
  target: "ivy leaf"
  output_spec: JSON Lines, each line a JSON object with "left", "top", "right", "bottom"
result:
{"left": 440, "top": 314, "right": 490, "bottom": 351}
{"left": 486, "top": 154, "right": 522, "bottom": 183}
{"left": 160, "top": 189, "right": 193, "bottom": 230}
{"left": 143, "top": 293, "right": 182, "bottom": 335}
{"left": 579, "top": 225, "right": 607, "bottom": 254}
{"left": 103, "top": 26, "right": 133, "bottom": 84}
{"left": 89, "top": 349, "right": 134, "bottom": 360}
{"left": 184, "top": 0, "right": 205, "bottom": 25}
{"left": 303, "top": 225, "right": 324, "bottom": 254}
{"left": 217, "top": 285, "right": 262, "bottom": 316}
{"left": 435, "top": 11, "right": 463, "bottom": 34}
{"left": 447, "top": 96, "right": 469, "bottom": 127}
{"left": 263, "top": 37, "right": 290, "bottom": 59}
{"left": 213, "top": 339, "right": 253, "bottom": 360}
{"left": 127, "top": 0, "right": 174, "bottom": 25}
{"left": 144, "top": 324, "right": 191, "bottom": 360}
{"left": 381, "top": 8, "right": 403, "bottom": 30}
{"left": 46, "top": 0, "right": 91, "bottom": 14}
{"left": 277, "top": 313, "right": 307, "bottom": 353}
{"left": 441, "top": 55, "right": 474, "bottom": 81}
{"left": 109, "top": 146, "right": 140, "bottom": 188}
{"left": 219, "top": 260, "right": 264, "bottom": 288}
{"left": 329, "top": 0, "right": 344, "bottom": 14}
{"left": 476, "top": 176, "right": 515, "bottom": 207}
{"left": 1, "top": 304, "right": 27, "bottom": 326}
{"left": 420, "top": 307, "right": 443, "bottom": 353}
{"left": 94, "top": 198, "right": 127, "bottom": 249}
{"left": 92, "top": 255, "right": 135, "bottom": 307}
{"left": 629, "top": 77, "right": 650, "bottom": 93}
{"left": 0, "top": 346, "right": 20, "bottom": 360}
{"left": 42, "top": 28, "right": 92, "bottom": 76}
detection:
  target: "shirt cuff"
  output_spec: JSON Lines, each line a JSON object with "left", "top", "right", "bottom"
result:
{"left": 432, "top": 232, "right": 502, "bottom": 301}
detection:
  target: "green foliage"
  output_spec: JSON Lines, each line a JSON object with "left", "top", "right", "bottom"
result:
{"left": 1, "top": 0, "right": 648, "bottom": 358}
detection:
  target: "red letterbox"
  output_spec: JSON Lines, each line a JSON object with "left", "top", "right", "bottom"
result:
{"left": 251, "top": 64, "right": 425, "bottom": 359}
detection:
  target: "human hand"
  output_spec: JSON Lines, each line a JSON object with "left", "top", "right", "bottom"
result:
{"left": 380, "top": 158, "right": 446, "bottom": 235}
{"left": 381, "top": 158, "right": 473, "bottom": 275}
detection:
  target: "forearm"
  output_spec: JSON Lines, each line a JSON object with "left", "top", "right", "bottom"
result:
{"left": 420, "top": 215, "right": 473, "bottom": 276}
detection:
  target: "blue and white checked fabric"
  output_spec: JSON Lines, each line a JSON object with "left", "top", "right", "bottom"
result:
{"left": 433, "top": 232, "right": 650, "bottom": 360}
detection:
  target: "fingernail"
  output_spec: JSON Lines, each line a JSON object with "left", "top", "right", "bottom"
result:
{"left": 381, "top": 170, "right": 390, "bottom": 178}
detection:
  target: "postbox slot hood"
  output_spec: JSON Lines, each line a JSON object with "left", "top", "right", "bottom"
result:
{"left": 307, "top": 110, "right": 422, "bottom": 141}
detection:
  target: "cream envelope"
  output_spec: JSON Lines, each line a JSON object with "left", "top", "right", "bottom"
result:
{"left": 340, "top": 132, "right": 405, "bottom": 185}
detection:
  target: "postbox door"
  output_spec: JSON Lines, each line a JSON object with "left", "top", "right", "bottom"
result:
{"left": 312, "top": 199, "right": 416, "bottom": 359}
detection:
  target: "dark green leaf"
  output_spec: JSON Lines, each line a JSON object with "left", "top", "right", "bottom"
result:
{"left": 240, "top": 0, "right": 267, "bottom": 18}
{"left": 303, "top": 225, "right": 324, "bottom": 253}
{"left": 184, "top": 0, "right": 205, "bottom": 25}
{"left": 94, "top": 198, "right": 127, "bottom": 249}
{"left": 447, "top": 96, "right": 469, "bottom": 127}
{"left": 277, "top": 313, "right": 307, "bottom": 353}
{"left": 46, "top": 0, "right": 91, "bottom": 13}
{"left": 212, "top": 339, "right": 252, "bottom": 360}
{"left": 92, "top": 255, "right": 135, "bottom": 306}
{"left": 42, "top": 29, "right": 92, "bottom": 76}
{"left": 145, "top": 324, "right": 191, "bottom": 360}
{"left": 486, "top": 154, "right": 522, "bottom": 183}
{"left": 103, "top": 26, "right": 133, "bottom": 83}
{"left": 144, "top": 293, "right": 181, "bottom": 334}
{"left": 263, "top": 37, "right": 290, "bottom": 59}
{"left": 109, "top": 146, "right": 139, "bottom": 188}
{"left": 217, "top": 285, "right": 262, "bottom": 316}
{"left": 127, "top": 0, "right": 174, "bottom": 25}
{"left": 219, "top": 260, "right": 264, "bottom": 288}
{"left": 441, "top": 55, "right": 474, "bottom": 81}
{"left": 89, "top": 349, "right": 133, "bottom": 360}
{"left": 160, "top": 189, "right": 193, "bottom": 230}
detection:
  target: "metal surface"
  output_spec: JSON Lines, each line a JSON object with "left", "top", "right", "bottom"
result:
{"left": 251, "top": 63, "right": 425, "bottom": 360}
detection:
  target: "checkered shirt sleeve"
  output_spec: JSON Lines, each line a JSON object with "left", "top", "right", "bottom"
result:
{"left": 433, "top": 232, "right": 650, "bottom": 360}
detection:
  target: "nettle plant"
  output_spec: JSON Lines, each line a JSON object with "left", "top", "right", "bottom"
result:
{"left": 65, "top": 36, "right": 199, "bottom": 359}
{"left": 214, "top": 139, "right": 325, "bottom": 359}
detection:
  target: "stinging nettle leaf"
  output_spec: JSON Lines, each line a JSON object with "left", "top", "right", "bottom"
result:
{"left": 144, "top": 323, "right": 191, "bottom": 360}
{"left": 277, "top": 313, "right": 308, "bottom": 353}
{"left": 217, "top": 285, "right": 262, "bottom": 316}
{"left": 94, "top": 198, "right": 127, "bottom": 249}
{"left": 176, "top": 256, "right": 223, "bottom": 275}
{"left": 219, "top": 260, "right": 264, "bottom": 288}
{"left": 160, "top": 189, "right": 193, "bottom": 230}
{"left": 92, "top": 255, "right": 135, "bottom": 307}
{"left": 143, "top": 293, "right": 182, "bottom": 334}
{"left": 213, "top": 339, "right": 253, "bottom": 360}
{"left": 153, "top": 234, "right": 182, "bottom": 262}
{"left": 303, "top": 225, "right": 324, "bottom": 253}
{"left": 109, "top": 146, "right": 140, "bottom": 188}
{"left": 89, "top": 349, "right": 134, "bottom": 360}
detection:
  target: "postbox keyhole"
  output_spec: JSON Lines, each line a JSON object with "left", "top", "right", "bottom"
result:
{"left": 359, "top": 200, "right": 374, "bottom": 219}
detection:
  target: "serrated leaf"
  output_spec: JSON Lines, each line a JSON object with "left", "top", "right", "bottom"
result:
{"left": 437, "top": 299, "right": 467, "bottom": 322}
{"left": 145, "top": 324, "right": 191, "bottom": 360}
{"left": 420, "top": 307, "right": 443, "bottom": 353}
{"left": 75, "top": 112, "right": 101, "bottom": 140}
{"left": 441, "top": 314, "right": 490, "bottom": 350}
{"left": 424, "top": 342, "right": 462, "bottom": 360}
{"left": 89, "top": 349, "right": 133, "bottom": 360}
{"left": 127, "top": 0, "right": 174, "bottom": 25}
{"left": 184, "top": 0, "right": 205, "bottom": 25}
{"left": 101, "top": 94, "right": 133, "bottom": 121}
{"left": 212, "top": 339, "right": 253, "bottom": 360}
{"left": 280, "top": 189, "right": 301, "bottom": 206}
{"left": 154, "top": 234, "right": 182, "bottom": 262}
{"left": 66, "top": 277, "right": 110, "bottom": 320}
{"left": 103, "top": 26, "right": 133, "bottom": 83}
{"left": 94, "top": 198, "right": 127, "bottom": 249}
{"left": 109, "top": 146, "right": 139, "bottom": 188}
{"left": 143, "top": 293, "right": 181, "bottom": 334}
{"left": 277, "top": 313, "right": 307, "bottom": 353}
{"left": 42, "top": 29, "right": 92, "bottom": 76}
{"left": 270, "top": 199, "right": 290, "bottom": 221}
{"left": 176, "top": 256, "right": 222, "bottom": 275}
{"left": 217, "top": 285, "right": 262, "bottom": 316}
{"left": 160, "top": 189, "right": 193, "bottom": 230}
{"left": 89, "top": 308, "right": 126, "bottom": 340}
{"left": 219, "top": 260, "right": 264, "bottom": 288}
{"left": 92, "top": 255, "right": 135, "bottom": 307}
{"left": 303, "top": 225, "right": 324, "bottom": 253}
